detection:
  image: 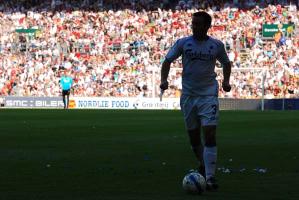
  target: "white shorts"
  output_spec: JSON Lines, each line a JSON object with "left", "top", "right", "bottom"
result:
{"left": 180, "top": 95, "right": 219, "bottom": 130}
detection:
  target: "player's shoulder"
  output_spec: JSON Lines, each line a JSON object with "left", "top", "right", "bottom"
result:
{"left": 180, "top": 36, "right": 193, "bottom": 42}
{"left": 208, "top": 36, "right": 225, "bottom": 47}
{"left": 175, "top": 36, "right": 193, "bottom": 46}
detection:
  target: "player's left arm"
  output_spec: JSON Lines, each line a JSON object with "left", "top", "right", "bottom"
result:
{"left": 216, "top": 42, "right": 232, "bottom": 92}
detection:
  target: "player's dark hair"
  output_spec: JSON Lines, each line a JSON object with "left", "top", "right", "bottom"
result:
{"left": 192, "top": 11, "right": 212, "bottom": 27}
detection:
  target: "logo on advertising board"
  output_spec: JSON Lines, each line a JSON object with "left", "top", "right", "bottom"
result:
{"left": 68, "top": 99, "right": 76, "bottom": 108}
{"left": 2, "top": 97, "right": 181, "bottom": 110}
{"left": 3, "top": 97, "right": 64, "bottom": 108}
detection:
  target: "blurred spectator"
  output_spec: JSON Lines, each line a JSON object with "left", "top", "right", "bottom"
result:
{"left": 0, "top": 0, "right": 298, "bottom": 99}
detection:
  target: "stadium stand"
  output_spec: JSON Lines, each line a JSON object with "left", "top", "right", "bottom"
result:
{"left": 0, "top": 0, "right": 298, "bottom": 98}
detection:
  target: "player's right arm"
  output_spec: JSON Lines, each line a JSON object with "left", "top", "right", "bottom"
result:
{"left": 160, "top": 39, "right": 184, "bottom": 90}
{"left": 160, "top": 59, "right": 171, "bottom": 90}
{"left": 222, "top": 62, "right": 231, "bottom": 92}
{"left": 59, "top": 78, "right": 63, "bottom": 88}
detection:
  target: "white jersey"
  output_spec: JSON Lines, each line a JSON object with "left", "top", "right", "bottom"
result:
{"left": 165, "top": 36, "right": 230, "bottom": 96}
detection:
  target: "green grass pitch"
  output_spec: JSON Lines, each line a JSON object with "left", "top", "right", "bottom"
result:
{"left": 0, "top": 109, "right": 299, "bottom": 200}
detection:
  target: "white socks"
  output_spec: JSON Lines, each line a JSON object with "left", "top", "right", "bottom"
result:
{"left": 203, "top": 146, "right": 217, "bottom": 180}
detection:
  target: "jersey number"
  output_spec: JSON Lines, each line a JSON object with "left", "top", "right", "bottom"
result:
{"left": 211, "top": 105, "right": 217, "bottom": 115}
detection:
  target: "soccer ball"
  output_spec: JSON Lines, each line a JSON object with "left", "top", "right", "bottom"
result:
{"left": 182, "top": 171, "right": 206, "bottom": 194}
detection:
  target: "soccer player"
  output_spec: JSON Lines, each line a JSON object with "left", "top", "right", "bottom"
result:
{"left": 160, "top": 11, "right": 231, "bottom": 190}
{"left": 60, "top": 70, "right": 73, "bottom": 109}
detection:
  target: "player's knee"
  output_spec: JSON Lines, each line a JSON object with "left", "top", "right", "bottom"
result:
{"left": 205, "top": 136, "right": 216, "bottom": 147}
{"left": 191, "top": 144, "right": 202, "bottom": 152}
{"left": 203, "top": 126, "right": 216, "bottom": 147}
{"left": 188, "top": 128, "right": 201, "bottom": 146}
{"left": 191, "top": 139, "right": 202, "bottom": 147}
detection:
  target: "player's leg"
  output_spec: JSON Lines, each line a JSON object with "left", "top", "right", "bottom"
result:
{"left": 66, "top": 94, "right": 70, "bottom": 109}
{"left": 197, "top": 96, "right": 219, "bottom": 190}
{"left": 202, "top": 125, "right": 218, "bottom": 190}
{"left": 62, "top": 90, "right": 66, "bottom": 109}
{"left": 188, "top": 128, "right": 205, "bottom": 175}
{"left": 180, "top": 95, "right": 204, "bottom": 174}
{"left": 66, "top": 89, "right": 70, "bottom": 109}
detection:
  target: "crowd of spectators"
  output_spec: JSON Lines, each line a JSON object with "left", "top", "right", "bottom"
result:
{"left": 0, "top": 0, "right": 298, "bottom": 99}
